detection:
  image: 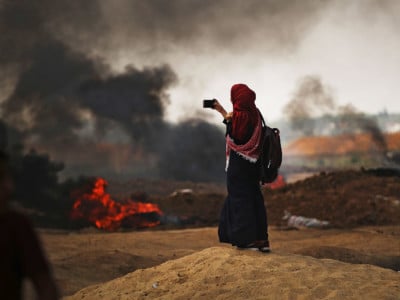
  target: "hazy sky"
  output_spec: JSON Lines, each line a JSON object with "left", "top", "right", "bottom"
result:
{"left": 1, "top": 0, "right": 398, "bottom": 177}
{"left": 101, "top": 0, "right": 400, "bottom": 123}
{"left": 1, "top": 0, "right": 399, "bottom": 125}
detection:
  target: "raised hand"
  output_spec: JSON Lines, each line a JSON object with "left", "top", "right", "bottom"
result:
{"left": 212, "top": 99, "right": 229, "bottom": 119}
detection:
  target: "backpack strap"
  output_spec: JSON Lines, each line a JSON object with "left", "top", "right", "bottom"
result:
{"left": 258, "top": 109, "right": 280, "bottom": 135}
{"left": 258, "top": 109, "right": 266, "bottom": 127}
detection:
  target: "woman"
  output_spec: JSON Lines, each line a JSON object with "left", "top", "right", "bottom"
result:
{"left": 213, "top": 83, "right": 270, "bottom": 252}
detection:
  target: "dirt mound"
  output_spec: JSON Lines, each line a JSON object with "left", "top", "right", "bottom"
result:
{"left": 65, "top": 247, "right": 400, "bottom": 300}
{"left": 42, "top": 226, "right": 399, "bottom": 296}
{"left": 64, "top": 169, "right": 399, "bottom": 230}
{"left": 265, "top": 170, "right": 400, "bottom": 227}
{"left": 108, "top": 179, "right": 225, "bottom": 197}
{"left": 158, "top": 192, "right": 225, "bottom": 228}
{"left": 152, "top": 170, "right": 399, "bottom": 229}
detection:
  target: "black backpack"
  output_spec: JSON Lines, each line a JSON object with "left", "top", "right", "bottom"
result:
{"left": 259, "top": 112, "right": 282, "bottom": 184}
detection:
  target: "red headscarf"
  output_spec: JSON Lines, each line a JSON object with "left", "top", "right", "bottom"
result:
{"left": 230, "top": 84, "right": 259, "bottom": 142}
{"left": 225, "top": 84, "right": 263, "bottom": 170}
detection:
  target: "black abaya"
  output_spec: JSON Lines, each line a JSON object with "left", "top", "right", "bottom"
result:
{"left": 218, "top": 122, "right": 269, "bottom": 247}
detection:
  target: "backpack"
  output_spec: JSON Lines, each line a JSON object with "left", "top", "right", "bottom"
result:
{"left": 259, "top": 112, "right": 282, "bottom": 184}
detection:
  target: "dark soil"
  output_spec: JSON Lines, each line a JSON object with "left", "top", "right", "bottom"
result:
{"left": 153, "top": 170, "right": 400, "bottom": 229}
{"left": 265, "top": 170, "right": 400, "bottom": 227}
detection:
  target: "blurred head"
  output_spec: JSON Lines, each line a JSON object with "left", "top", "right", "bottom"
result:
{"left": 229, "top": 84, "right": 259, "bottom": 142}
{"left": 0, "top": 151, "right": 14, "bottom": 211}
{"left": 230, "top": 83, "right": 256, "bottom": 112}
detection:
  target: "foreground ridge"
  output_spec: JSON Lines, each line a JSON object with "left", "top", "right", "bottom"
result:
{"left": 66, "top": 246, "right": 399, "bottom": 300}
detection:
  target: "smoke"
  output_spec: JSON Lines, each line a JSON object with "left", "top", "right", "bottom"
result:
{"left": 284, "top": 76, "right": 335, "bottom": 136}
{"left": 0, "top": 0, "right": 99, "bottom": 150}
{"left": 0, "top": 0, "right": 345, "bottom": 181}
{"left": 94, "top": 0, "right": 330, "bottom": 56}
{"left": 337, "top": 105, "right": 387, "bottom": 153}
{"left": 79, "top": 65, "right": 177, "bottom": 145}
{"left": 284, "top": 76, "right": 388, "bottom": 154}
{"left": 0, "top": 0, "right": 227, "bottom": 181}
{"left": 0, "top": 36, "right": 177, "bottom": 164}
{"left": 158, "top": 120, "right": 225, "bottom": 182}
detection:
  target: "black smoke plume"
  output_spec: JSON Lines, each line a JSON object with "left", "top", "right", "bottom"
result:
{"left": 284, "top": 76, "right": 388, "bottom": 155}
{"left": 284, "top": 76, "right": 335, "bottom": 136}
{"left": 93, "top": 0, "right": 330, "bottom": 56}
{"left": 158, "top": 120, "right": 225, "bottom": 182}
{"left": 1, "top": 0, "right": 347, "bottom": 182}
{"left": 79, "top": 65, "right": 177, "bottom": 146}
{"left": 0, "top": 0, "right": 228, "bottom": 181}
{"left": 337, "top": 105, "right": 388, "bottom": 154}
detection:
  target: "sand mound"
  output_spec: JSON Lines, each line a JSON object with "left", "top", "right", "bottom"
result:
{"left": 66, "top": 247, "right": 399, "bottom": 300}
{"left": 54, "top": 250, "right": 161, "bottom": 293}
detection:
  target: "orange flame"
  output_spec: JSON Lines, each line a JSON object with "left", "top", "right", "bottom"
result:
{"left": 71, "top": 178, "right": 163, "bottom": 230}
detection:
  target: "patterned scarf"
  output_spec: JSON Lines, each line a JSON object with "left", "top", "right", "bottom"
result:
{"left": 225, "top": 112, "right": 263, "bottom": 170}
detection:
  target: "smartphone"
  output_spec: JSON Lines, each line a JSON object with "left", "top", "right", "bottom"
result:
{"left": 203, "top": 99, "right": 216, "bottom": 108}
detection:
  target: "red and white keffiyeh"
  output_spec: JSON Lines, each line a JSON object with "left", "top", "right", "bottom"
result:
{"left": 225, "top": 84, "right": 263, "bottom": 170}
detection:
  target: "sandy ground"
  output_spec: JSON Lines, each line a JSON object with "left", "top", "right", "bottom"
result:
{"left": 65, "top": 247, "right": 399, "bottom": 300}
{"left": 29, "top": 226, "right": 400, "bottom": 299}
